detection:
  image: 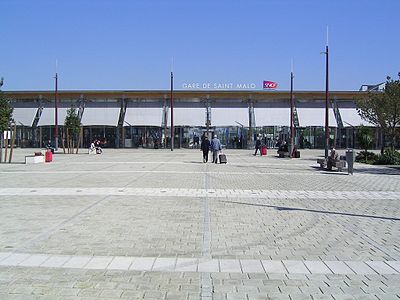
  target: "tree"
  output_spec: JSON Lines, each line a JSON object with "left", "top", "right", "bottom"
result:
{"left": 64, "top": 107, "right": 81, "bottom": 153}
{"left": 357, "top": 75, "right": 400, "bottom": 152}
{"left": 357, "top": 125, "right": 373, "bottom": 162}
{"left": 0, "top": 88, "right": 13, "bottom": 163}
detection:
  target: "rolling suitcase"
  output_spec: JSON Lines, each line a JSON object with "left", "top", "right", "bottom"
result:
{"left": 219, "top": 153, "right": 227, "bottom": 164}
{"left": 261, "top": 146, "right": 267, "bottom": 156}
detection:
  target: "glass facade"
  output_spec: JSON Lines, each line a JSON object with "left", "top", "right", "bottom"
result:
{"left": 6, "top": 90, "right": 386, "bottom": 150}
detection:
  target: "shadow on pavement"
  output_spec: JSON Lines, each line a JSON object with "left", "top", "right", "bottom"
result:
{"left": 354, "top": 167, "right": 400, "bottom": 175}
{"left": 221, "top": 200, "right": 400, "bottom": 222}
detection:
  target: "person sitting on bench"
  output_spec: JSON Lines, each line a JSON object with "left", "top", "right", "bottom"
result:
{"left": 327, "top": 148, "right": 339, "bottom": 171}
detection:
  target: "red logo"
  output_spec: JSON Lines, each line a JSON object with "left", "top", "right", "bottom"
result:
{"left": 263, "top": 81, "right": 278, "bottom": 89}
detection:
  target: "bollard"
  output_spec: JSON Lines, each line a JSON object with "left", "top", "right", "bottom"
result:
{"left": 346, "top": 149, "right": 355, "bottom": 175}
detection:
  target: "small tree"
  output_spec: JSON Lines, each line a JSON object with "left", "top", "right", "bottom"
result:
{"left": 357, "top": 125, "right": 373, "bottom": 162}
{"left": 357, "top": 75, "right": 400, "bottom": 152}
{"left": 0, "top": 89, "right": 13, "bottom": 163}
{"left": 64, "top": 107, "right": 81, "bottom": 154}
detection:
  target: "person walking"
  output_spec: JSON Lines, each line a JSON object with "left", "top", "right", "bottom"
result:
{"left": 254, "top": 136, "right": 262, "bottom": 156}
{"left": 210, "top": 134, "right": 222, "bottom": 164}
{"left": 200, "top": 135, "right": 210, "bottom": 163}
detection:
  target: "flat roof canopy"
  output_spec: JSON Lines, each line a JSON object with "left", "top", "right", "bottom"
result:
{"left": 125, "top": 107, "right": 163, "bottom": 127}
{"left": 297, "top": 107, "right": 337, "bottom": 127}
{"left": 254, "top": 102, "right": 290, "bottom": 126}
{"left": 167, "top": 103, "right": 207, "bottom": 126}
{"left": 12, "top": 108, "right": 37, "bottom": 126}
{"left": 125, "top": 102, "right": 163, "bottom": 126}
{"left": 211, "top": 107, "right": 248, "bottom": 127}
{"left": 37, "top": 108, "right": 71, "bottom": 126}
{"left": 81, "top": 107, "right": 120, "bottom": 126}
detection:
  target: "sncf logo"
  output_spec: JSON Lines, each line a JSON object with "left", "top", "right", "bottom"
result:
{"left": 263, "top": 81, "right": 278, "bottom": 89}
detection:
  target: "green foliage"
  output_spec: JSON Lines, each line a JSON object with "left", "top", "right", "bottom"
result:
{"left": 355, "top": 151, "right": 377, "bottom": 164}
{"left": 374, "top": 148, "right": 400, "bottom": 165}
{"left": 0, "top": 91, "right": 13, "bottom": 133}
{"left": 357, "top": 76, "right": 400, "bottom": 148}
{"left": 64, "top": 107, "right": 80, "bottom": 135}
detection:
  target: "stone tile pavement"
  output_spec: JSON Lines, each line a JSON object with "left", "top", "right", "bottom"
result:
{"left": 0, "top": 148, "right": 399, "bottom": 299}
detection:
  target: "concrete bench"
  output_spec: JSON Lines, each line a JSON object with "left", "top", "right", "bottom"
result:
{"left": 317, "top": 158, "right": 346, "bottom": 171}
{"left": 277, "top": 151, "right": 290, "bottom": 158}
{"left": 25, "top": 155, "right": 44, "bottom": 164}
{"left": 330, "top": 160, "right": 346, "bottom": 172}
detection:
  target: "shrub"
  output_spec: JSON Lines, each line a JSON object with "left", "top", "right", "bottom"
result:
{"left": 374, "top": 148, "right": 400, "bottom": 165}
{"left": 355, "top": 151, "right": 378, "bottom": 164}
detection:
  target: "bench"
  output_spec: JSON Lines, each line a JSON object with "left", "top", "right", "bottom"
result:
{"left": 25, "top": 155, "right": 44, "bottom": 164}
{"left": 277, "top": 151, "right": 290, "bottom": 158}
{"left": 330, "top": 160, "right": 346, "bottom": 172}
{"left": 317, "top": 158, "right": 347, "bottom": 171}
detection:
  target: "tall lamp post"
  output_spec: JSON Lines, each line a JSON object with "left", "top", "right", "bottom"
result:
{"left": 170, "top": 65, "right": 174, "bottom": 151}
{"left": 322, "top": 28, "right": 329, "bottom": 158}
{"left": 290, "top": 62, "right": 294, "bottom": 157}
{"left": 54, "top": 61, "right": 59, "bottom": 151}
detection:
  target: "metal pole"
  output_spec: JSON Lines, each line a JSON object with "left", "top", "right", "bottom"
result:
{"left": 324, "top": 45, "right": 329, "bottom": 158}
{"left": 55, "top": 72, "right": 59, "bottom": 150}
{"left": 170, "top": 71, "right": 174, "bottom": 151}
{"left": 290, "top": 71, "right": 294, "bottom": 157}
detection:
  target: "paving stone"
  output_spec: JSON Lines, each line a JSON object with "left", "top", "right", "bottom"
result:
{"left": 344, "top": 261, "right": 376, "bottom": 275}
{"left": 220, "top": 259, "right": 242, "bottom": 273}
{"left": 365, "top": 262, "right": 398, "bottom": 275}
{"left": 41, "top": 255, "right": 71, "bottom": 268}
{"left": 241, "top": 260, "right": 265, "bottom": 273}
{"left": 130, "top": 257, "right": 156, "bottom": 271}
{"left": 324, "top": 262, "right": 354, "bottom": 275}
{"left": 283, "top": 261, "right": 310, "bottom": 274}
{"left": 84, "top": 256, "right": 113, "bottom": 269}
{"left": 198, "top": 259, "right": 219, "bottom": 272}
{"left": 304, "top": 261, "right": 332, "bottom": 274}
{"left": 262, "top": 261, "right": 287, "bottom": 274}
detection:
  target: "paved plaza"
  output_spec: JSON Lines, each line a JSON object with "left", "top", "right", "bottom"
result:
{"left": 0, "top": 148, "right": 399, "bottom": 300}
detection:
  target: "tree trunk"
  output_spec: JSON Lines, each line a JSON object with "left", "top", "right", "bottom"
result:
{"left": 0, "top": 134, "right": 3, "bottom": 163}
{"left": 61, "top": 131, "right": 66, "bottom": 154}
{"left": 4, "top": 131, "right": 9, "bottom": 163}
{"left": 66, "top": 128, "right": 70, "bottom": 154}
{"left": 8, "top": 124, "right": 16, "bottom": 163}
{"left": 76, "top": 127, "right": 82, "bottom": 154}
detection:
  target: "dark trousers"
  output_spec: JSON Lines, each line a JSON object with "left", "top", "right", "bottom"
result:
{"left": 254, "top": 146, "right": 262, "bottom": 156}
{"left": 202, "top": 151, "right": 209, "bottom": 162}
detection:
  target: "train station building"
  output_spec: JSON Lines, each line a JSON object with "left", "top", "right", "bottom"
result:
{"left": 4, "top": 90, "right": 378, "bottom": 149}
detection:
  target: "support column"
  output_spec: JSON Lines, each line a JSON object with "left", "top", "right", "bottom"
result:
{"left": 116, "top": 97, "right": 126, "bottom": 148}
{"left": 205, "top": 98, "right": 211, "bottom": 139}
{"left": 248, "top": 99, "right": 255, "bottom": 149}
{"left": 32, "top": 96, "right": 43, "bottom": 148}
{"left": 162, "top": 98, "right": 169, "bottom": 148}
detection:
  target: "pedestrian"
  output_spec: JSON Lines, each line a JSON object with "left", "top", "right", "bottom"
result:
{"left": 254, "top": 136, "right": 262, "bottom": 156}
{"left": 210, "top": 134, "right": 222, "bottom": 164}
{"left": 200, "top": 135, "right": 210, "bottom": 163}
{"left": 95, "top": 140, "right": 102, "bottom": 154}
{"left": 327, "top": 148, "right": 338, "bottom": 171}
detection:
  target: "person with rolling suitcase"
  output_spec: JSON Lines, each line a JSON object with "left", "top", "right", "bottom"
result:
{"left": 210, "top": 135, "right": 222, "bottom": 164}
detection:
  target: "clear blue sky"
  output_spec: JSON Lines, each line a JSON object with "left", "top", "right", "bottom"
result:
{"left": 1, "top": 0, "right": 399, "bottom": 91}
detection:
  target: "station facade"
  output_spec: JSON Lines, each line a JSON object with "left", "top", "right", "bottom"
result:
{"left": 5, "top": 90, "right": 379, "bottom": 149}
